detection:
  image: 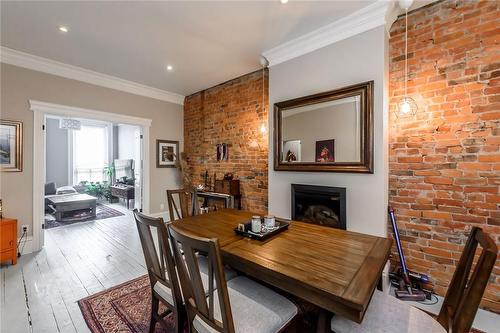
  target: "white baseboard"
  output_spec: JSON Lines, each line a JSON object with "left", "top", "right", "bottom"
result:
{"left": 17, "top": 235, "right": 33, "bottom": 256}
{"left": 147, "top": 211, "right": 170, "bottom": 221}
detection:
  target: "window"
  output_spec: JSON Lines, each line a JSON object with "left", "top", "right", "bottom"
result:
{"left": 72, "top": 124, "right": 109, "bottom": 184}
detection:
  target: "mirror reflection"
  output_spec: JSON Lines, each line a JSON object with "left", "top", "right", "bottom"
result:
{"left": 281, "top": 96, "right": 361, "bottom": 163}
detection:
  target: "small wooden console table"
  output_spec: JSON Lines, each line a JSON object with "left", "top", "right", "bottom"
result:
{"left": 111, "top": 185, "right": 135, "bottom": 209}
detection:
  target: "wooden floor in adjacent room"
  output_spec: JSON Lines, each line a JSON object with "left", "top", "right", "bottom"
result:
{"left": 0, "top": 204, "right": 148, "bottom": 333}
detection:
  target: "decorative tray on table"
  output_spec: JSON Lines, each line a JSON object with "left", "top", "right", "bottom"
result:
{"left": 233, "top": 218, "right": 290, "bottom": 241}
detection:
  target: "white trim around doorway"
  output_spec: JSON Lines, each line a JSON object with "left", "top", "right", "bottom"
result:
{"left": 30, "top": 100, "right": 152, "bottom": 252}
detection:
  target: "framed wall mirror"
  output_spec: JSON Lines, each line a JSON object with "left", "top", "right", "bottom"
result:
{"left": 274, "top": 81, "right": 373, "bottom": 173}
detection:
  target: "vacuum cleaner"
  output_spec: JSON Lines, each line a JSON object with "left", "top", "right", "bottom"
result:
{"left": 388, "top": 206, "right": 428, "bottom": 301}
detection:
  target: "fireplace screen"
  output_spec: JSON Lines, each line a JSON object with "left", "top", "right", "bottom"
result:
{"left": 291, "top": 184, "right": 346, "bottom": 229}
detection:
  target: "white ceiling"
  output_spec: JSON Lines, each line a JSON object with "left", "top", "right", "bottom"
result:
{"left": 1, "top": 1, "right": 435, "bottom": 97}
{"left": 1, "top": 1, "right": 378, "bottom": 96}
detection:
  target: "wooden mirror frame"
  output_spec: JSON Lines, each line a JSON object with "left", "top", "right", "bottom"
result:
{"left": 274, "top": 81, "right": 374, "bottom": 173}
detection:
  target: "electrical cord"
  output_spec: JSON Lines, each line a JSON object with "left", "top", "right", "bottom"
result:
{"left": 17, "top": 229, "right": 27, "bottom": 257}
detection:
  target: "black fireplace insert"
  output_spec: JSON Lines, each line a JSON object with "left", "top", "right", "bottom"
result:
{"left": 291, "top": 184, "right": 346, "bottom": 229}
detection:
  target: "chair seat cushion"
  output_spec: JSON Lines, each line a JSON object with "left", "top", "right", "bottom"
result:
{"left": 193, "top": 276, "right": 297, "bottom": 333}
{"left": 331, "top": 290, "right": 446, "bottom": 333}
{"left": 153, "top": 281, "right": 174, "bottom": 305}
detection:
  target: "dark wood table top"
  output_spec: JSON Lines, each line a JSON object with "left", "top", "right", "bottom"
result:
{"left": 171, "top": 209, "right": 392, "bottom": 323}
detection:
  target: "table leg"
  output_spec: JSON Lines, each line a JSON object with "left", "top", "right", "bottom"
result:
{"left": 316, "top": 309, "right": 332, "bottom": 333}
{"left": 91, "top": 202, "right": 97, "bottom": 219}
{"left": 55, "top": 209, "right": 63, "bottom": 222}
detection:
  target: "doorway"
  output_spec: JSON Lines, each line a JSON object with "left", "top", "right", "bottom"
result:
{"left": 30, "top": 100, "right": 151, "bottom": 251}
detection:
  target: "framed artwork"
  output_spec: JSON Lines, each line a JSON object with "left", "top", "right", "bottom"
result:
{"left": 156, "top": 140, "right": 178, "bottom": 168}
{"left": 315, "top": 139, "right": 335, "bottom": 163}
{"left": 0, "top": 119, "right": 23, "bottom": 172}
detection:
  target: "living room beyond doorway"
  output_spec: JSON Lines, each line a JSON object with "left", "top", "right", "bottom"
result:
{"left": 44, "top": 116, "right": 143, "bottom": 230}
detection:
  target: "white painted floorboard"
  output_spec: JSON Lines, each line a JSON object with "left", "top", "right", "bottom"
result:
{"left": 0, "top": 204, "right": 146, "bottom": 333}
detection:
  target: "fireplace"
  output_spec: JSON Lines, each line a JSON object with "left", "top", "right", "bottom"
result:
{"left": 291, "top": 184, "right": 346, "bottom": 229}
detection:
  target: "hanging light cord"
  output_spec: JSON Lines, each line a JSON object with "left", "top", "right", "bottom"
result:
{"left": 262, "top": 65, "right": 265, "bottom": 117}
{"left": 404, "top": 8, "right": 408, "bottom": 99}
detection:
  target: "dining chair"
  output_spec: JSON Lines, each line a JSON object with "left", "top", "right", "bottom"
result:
{"left": 167, "top": 188, "right": 192, "bottom": 221}
{"left": 168, "top": 223, "right": 298, "bottom": 333}
{"left": 331, "top": 226, "right": 498, "bottom": 333}
{"left": 133, "top": 209, "right": 185, "bottom": 333}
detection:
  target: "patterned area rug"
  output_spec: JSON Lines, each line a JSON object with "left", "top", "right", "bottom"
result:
{"left": 45, "top": 203, "right": 125, "bottom": 229}
{"left": 78, "top": 275, "right": 184, "bottom": 333}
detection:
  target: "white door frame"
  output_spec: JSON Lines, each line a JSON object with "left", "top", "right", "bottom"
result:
{"left": 30, "top": 100, "right": 152, "bottom": 252}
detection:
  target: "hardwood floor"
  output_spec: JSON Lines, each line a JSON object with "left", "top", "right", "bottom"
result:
{"left": 0, "top": 204, "right": 147, "bottom": 333}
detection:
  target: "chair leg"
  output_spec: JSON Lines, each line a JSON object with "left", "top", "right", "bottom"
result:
{"left": 149, "top": 296, "right": 159, "bottom": 333}
{"left": 173, "top": 310, "right": 186, "bottom": 333}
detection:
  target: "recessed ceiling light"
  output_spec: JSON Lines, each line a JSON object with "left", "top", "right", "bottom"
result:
{"left": 58, "top": 25, "right": 69, "bottom": 33}
{"left": 166, "top": 65, "right": 173, "bottom": 71}
{"left": 280, "top": 0, "right": 289, "bottom": 4}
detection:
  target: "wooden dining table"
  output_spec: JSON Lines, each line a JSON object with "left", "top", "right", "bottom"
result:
{"left": 171, "top": 209, "right": 392, "bottom": 325}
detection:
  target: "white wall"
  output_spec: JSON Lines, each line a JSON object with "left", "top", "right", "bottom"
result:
{"left": 268, "top": 26, "right": 389, "bottom": 237}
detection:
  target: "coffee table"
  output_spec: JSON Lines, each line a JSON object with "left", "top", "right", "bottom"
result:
{"left": 46, "top": 194, "right": 97, "bottom": 222}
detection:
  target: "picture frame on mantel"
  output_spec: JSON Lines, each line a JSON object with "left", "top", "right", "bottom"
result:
{"left": 156, "top": 139, "right": 178, "bottom": 168}
{"left": 0, "top": 119, "right": 23, "bottom": 172}
{"left": 274, "top": 81, "right": 374, "bottom": 173}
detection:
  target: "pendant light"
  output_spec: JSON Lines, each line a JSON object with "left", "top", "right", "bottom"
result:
{"left": 259, "top": 56, "right": 269, "bottom": 134}
{"left": 396, "top": 0, "right": 418, "bottom": 118}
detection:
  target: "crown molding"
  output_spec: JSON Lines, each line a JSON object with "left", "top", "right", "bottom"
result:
{"left": 1, "top": 47, "right": 185, "bottom": 105}
{"left": 262, "top": 0, "right": 398, "bottom": 67}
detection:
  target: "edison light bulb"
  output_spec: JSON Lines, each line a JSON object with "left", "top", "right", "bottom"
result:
{"left": 400, "top": 100, "right": 411, "bottom": 114}
{"left": 260, "top": 123, "right": 267, "bottom": 134}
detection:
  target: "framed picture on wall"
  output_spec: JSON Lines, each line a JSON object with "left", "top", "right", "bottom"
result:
{"left": 156, "top": 139, "right": 178, "bottom": 168}
{"left": 315, "top": 139, "right": 335, "bottom": 163}
{"left": 0, "top": 119, "right": 23, "bottom": 172}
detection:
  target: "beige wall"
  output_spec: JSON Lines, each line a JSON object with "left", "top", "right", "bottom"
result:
{"left": 0, "top": 63, "right": 183, "bottom": 236}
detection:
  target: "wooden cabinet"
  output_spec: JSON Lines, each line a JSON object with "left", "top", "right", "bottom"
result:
{"left": 0, "top": 218, "right": 17, "bottom": 265}
{"left": 111, "top": 185, "right": 135, "bottom": 209}
{"left": 214, "top": 179, "right": 241, "bottom": 209}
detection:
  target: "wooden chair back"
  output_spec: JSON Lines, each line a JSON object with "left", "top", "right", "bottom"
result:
{"left": 167, "top": 189, "right": 191, "bottom": 221}
{"left": 168, "top": 224, "right": 235, "bottom": 333}
{"left": 437, "top": 227, "right": 498, "bottom": 332}
{"left": 133, "top": 210, "right": 183, "bottom": 309}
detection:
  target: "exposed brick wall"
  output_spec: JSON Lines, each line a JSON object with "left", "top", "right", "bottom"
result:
{"left": 184, "top": 70, "right": 268, "bottom": 213}
{"left": 389, "top": 0, "right": 499, "bottom": 311}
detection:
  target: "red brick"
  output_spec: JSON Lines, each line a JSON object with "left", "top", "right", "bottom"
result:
{"left": 388, "top": 0, "right": 500, "bottom": 306}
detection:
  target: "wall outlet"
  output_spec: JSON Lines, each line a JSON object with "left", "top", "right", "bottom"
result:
{"left": 21, "top": 225, "right": 29, "bottom": 233}
{"left": 160, "top": 203, "right": 165, "bottom": 210}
